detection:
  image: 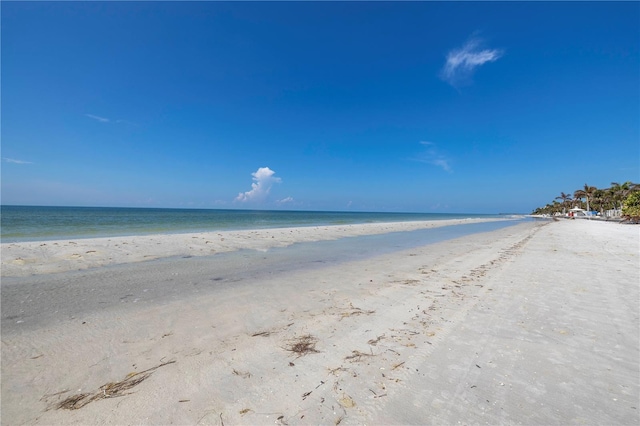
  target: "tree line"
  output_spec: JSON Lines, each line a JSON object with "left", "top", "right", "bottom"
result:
{"left": 531, "top": 181, "right": 640, "bottom": 219}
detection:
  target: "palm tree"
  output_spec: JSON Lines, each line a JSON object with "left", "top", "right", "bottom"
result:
{"left": 555, "top": 192, "right": 572, "bottom": 215}
{"left": 609, "top": 182, "right": 639, "bottom": 212}
{"left": 531, "top": 182, "right": 640, "bottom": 217}
{"left": 574, "top": 183, "right": 597, "bottom": 213}
{"left": 610, "top": 182, "right": 623, "bottom": 211}
{"left": 592, "top": 189, "right": 607, "bottom": 215}
{"left": 620, "top": 181, "right": 639, "bottom": 199}
{"left": 573, "top": 190, "right": 585, "bottom": 209}
{"left": 608, "top": 183, "right": 621, "bottom": 213}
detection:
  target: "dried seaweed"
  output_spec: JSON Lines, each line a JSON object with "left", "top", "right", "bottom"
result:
{"left": 328, "top": 366, "right": 348, "bottom": 376}
{"left": 345, "top": 350, "right": 376, "bottom": 363}
{"left": 339, "top": 303, "right": 375, "bottom": 320}
{"left": 55, "top": 393, "right": 93, "bottom": 410}
{"left": 284, "top": 334, "right": 319, "bottom": 358}
{"left": 54, "top": 360, "right": 176, "bottom": 410}
{"left": 367, "top": 335, "right": 385, "bottom": 345}
{"left": 232, "top": 369, "right": 252, "bottom": 379}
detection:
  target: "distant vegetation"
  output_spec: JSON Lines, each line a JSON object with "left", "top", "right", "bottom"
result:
{"left": 531, "top": 182, "right": 640, "bottom": 221}
{"left": 622, "top": 191, "right": 640, "bottom": 220}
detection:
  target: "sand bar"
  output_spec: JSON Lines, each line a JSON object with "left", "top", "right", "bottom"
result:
{"left": 1, "top": 219, "right": 638, "bottom": 425}
{"left": 1, "top": 217, "right": 510, "bottom": 277}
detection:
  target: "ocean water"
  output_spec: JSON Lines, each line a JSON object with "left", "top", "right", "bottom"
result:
{"left": 0, "top": 205, "right": 508, "bottom": 243}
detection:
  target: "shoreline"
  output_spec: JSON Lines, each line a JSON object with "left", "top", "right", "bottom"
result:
{"left": 1, "top": 220, "right": 638, "bottom": 425}
{"left": 1, "top": 206, "right": 515, "bottom": 244}
{"left": 1, "top": 217, "right": 514, "bottom": 277}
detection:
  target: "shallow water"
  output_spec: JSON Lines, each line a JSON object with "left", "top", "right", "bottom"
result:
{"left": 1, "top": 205, "right": 510, "bottom": 242}
{"left": 1, "top": 219, "right": 528, "bottom": 332}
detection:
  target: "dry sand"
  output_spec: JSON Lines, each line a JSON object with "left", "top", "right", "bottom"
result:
{"left": 1, "top": 219, "right": 638, "bottom": 425}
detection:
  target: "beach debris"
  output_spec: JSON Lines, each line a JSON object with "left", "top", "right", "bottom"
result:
{"left": 367, "top": 335, "right": 385, "bottom": 345}
{"left": 339, "top": 303, "right": 375, "bottom": 320}
{"left": 232, "top": 369, "right": 252, "bottom": 379}
{"left": 338, "top": 394, "right": 356, "bottom": 408}
{"left": 284, "top": 334, "right": 319, "bottom": 358}
{"left": 328, "top": 366, "right": 348, "bottom": 376}
{"left": 56, "top": 393, "right": 93, "bottom": 410}
{"left": 239, "top": 408, "right": 252, "bottom": 415}
{"left": 40, "top": 389, "right": 70, "bottom": 401}
{"left": 345, "top": 350, "right": 376, "bottom": 363}
{"left": 251, "top": 331, "right": 271, "bottom": 337}
{"left": 52, "top": 360, "right": 176, "bottom": 410}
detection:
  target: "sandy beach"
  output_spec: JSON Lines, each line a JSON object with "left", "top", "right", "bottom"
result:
{"left": 1, "top": 219, "right": 638, "bottom": 425}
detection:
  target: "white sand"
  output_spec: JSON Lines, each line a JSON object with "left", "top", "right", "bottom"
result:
{"left": 1, "top": 218, "right": 508, "bottom": 277}
{"left": 1, "top": 219, "right": 638, "bottom": 425}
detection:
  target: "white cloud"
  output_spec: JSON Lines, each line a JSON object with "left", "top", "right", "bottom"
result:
{"left": 417, "top": 141, "right": 452, "bottom": 172}
{"left": 440, "top": 35, "right": 503, "bottom": 87}
{"left": 277, "top": 196, "right": 294, "bottom": 204}
{"left": 85, "top": 114, "right": 110, "bottom": 123}
{"left": 235, "top": 167, "right": 282, "bottom": 203}
{"left": 3, "top": 157, "right": 33, "bottom": 164}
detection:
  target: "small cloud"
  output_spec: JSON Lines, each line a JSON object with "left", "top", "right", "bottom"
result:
{"left": 235, "top": 167, "right": 282, "bottom": 203}
{"left": 3, "top": 157, "right": 33, "bottom": 164}
{"left": 417, "top": 141, "right": 452, "bottom": 172}
{"left": 431, "top": 158, "right": 451, "bottom": 172}
{"left": 85, "top": 114, "right": 110, "bottom": 123}
{"left": 85, "top": 114, "right": 137, "bottom": 126}
{"left": 440, "top": 35, "right": 503, "bottom": 88}
{"left": 277, "top": 196, "right": 294, "bottom": 204}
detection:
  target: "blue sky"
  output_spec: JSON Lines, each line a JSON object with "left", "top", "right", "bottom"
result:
{"left": 2, "top": 1, "right": 638, "bottom": 213}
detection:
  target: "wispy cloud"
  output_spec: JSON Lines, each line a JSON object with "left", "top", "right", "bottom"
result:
{"left": 85, "top": 114, "right": 137, "bottom": 126}
{"left": 277, "top": 196, "right": 294, "bottom": 204}
{"left": 85, "top": 113, "right": 110, "bottom": 123}
{"left": 3, "top": 157, "right": 33, "bottom": 164}
{"left": 235, "top": 167, "right": 282, "bottom": 203}
{"left": 416, "top": 141, "right": 452, "bottom": 172}
{"left": 440, "top": 35, "right": 503, "bottom": 88}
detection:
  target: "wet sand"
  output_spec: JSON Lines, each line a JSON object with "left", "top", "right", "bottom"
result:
{"left": 1, "top": 219, "right": 638, "bottom": 425}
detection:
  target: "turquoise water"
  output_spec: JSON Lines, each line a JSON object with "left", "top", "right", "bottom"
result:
{"left": 0, "top": 205, "right": 506, "bottom": 242}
